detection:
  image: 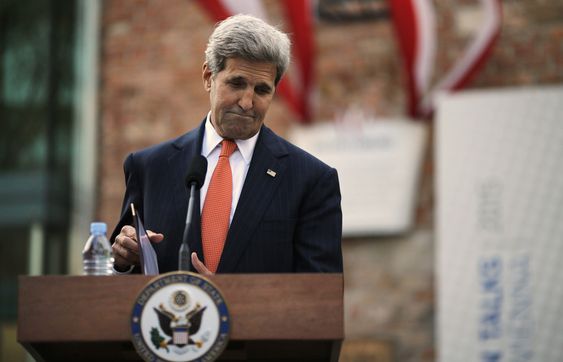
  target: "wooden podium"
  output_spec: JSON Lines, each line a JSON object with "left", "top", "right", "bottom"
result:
{"left": 18, "top": 274, "right": 343, "bottom": 361}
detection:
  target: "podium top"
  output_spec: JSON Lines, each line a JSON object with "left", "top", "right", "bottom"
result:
{"left": 18, "top": 274, "right": 344, "bottom": 343}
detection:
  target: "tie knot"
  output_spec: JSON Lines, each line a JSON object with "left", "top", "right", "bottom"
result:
{"left": 220, "top": 140, "right": 237, "bottom": 158}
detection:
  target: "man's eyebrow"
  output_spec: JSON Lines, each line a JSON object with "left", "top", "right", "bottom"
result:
{"left": 226, "top": 75, "right": 245, "bottom": 82}
{"left": 227, "top": 75, "right": 273, "bottom": 90}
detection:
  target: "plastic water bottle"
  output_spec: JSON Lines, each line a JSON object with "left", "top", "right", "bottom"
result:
{"left": 82, "top": 222, "right": 114, "bottom": 275}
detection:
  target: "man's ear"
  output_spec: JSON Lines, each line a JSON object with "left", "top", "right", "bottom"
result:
{"left": 202, "top": 63, "right": 212, "bottom": 91}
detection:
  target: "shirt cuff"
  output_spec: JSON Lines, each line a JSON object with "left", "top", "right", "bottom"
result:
{"left": 112, "top": 264, "right": 135, "bottom": 275}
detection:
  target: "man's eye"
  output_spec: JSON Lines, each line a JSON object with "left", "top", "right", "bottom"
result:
{"left": 228, "top": 80, "right": 245, "bottom": 88}
{"left": 256, "top": 87, "right": 271, "bottom": 95}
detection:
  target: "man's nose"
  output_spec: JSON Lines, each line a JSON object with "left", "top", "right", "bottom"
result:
{"left": 238, "top": 89, "right": 254, "bottom": 111}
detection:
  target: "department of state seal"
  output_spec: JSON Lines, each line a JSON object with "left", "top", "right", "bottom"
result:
{"left": 131, "top": 272, "right": 230, "bottom": 362}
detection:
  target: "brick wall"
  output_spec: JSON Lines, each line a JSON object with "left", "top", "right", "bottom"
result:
{"left": 98, "top": 1, "right": 563, "bottom": 360}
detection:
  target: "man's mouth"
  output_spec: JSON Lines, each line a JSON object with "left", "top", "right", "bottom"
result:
{"left": 227, "top": 111, "right": 255, "bottom": 120}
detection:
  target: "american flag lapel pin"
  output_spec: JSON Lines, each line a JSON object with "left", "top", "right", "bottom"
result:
{"left": 266, "top": 169, "right": 277, "bottom": 177}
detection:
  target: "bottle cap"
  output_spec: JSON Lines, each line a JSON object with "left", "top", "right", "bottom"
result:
{"left": 90, "top": 222, "right": 107, "bottom": 234}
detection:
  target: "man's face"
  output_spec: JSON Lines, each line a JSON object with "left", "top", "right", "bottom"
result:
{"left": 203, "top": 57, "right": 276, "bottom": 140}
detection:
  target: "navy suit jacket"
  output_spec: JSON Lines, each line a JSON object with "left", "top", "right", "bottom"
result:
{"left": 111, "top": 120, "right": 343, "bottom": 273}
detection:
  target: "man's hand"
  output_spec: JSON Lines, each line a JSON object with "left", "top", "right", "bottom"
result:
{"left": 191, "top": 252, "right": 213, "bottom": 276}
{"left": 113, "top": 225, "right": 164, "bottom": 271}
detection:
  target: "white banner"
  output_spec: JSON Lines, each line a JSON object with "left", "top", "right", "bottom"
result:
{"left": 436, "top": 86, "right": 563, "bottom": 362}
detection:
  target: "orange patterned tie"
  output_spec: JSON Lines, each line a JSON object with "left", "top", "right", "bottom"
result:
{"left": 201, "top": 140, "right": 237, "bottom": 273}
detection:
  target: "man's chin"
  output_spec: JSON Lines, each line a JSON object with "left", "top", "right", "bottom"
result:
{"left": 223, "top": 130, "right": 251, "bottom": 140}
{"left": 218, "top": 118, "right": 261, "bottom": 140}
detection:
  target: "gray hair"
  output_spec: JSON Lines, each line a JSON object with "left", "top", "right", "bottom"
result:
{"left": 205, "top": 14, "right": 291, "bottom": 85}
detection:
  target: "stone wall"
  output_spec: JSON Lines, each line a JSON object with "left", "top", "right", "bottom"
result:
{"left": 98, "top": 1, "right": 563, "bottom": 360}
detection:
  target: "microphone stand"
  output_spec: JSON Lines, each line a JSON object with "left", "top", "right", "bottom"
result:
{"left": 179, "top": 183, "right": 196, "bottom": 271}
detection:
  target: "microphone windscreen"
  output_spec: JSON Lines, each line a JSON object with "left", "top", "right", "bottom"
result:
{"left": 185, "top": 155, "right": 208, "bottom": 189}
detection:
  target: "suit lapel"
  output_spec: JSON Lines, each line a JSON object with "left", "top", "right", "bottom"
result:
{"left": 168, "top": 120, "right": 206, "bottom": 269}
{"left": 217, "top": 126, "right": 288, "bottom": 273}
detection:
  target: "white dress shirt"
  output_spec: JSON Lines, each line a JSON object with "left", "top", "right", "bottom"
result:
{"left": 200, "top": 112, "right": 259, "bottom": 223}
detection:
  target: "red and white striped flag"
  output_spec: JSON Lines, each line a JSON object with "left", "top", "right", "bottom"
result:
{"left": 389, "top": 0, "right": 502, "bottom": 119}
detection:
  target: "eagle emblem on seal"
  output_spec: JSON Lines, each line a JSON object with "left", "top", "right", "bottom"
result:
{"left": 150, "top": 289, "right": 207, "bottom": 351}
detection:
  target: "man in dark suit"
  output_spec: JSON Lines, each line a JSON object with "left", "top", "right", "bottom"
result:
{"left": 111, "top": 14, "right": 342, "bottom": 275}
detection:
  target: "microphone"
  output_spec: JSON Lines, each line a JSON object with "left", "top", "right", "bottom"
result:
{"left": 179, "top": 155, "right": 207, "bottom": 271}
{"left": 185, "top": 155, "right": 207, "bottom": 188}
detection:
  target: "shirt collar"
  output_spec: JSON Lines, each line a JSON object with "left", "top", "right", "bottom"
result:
{"left": 202, "top": 111, "right": 260, "bottom": 165}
